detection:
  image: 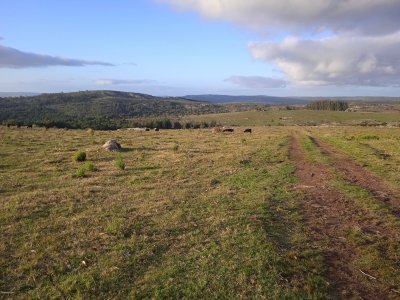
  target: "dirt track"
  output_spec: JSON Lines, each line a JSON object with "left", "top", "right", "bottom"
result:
{"left": 313, "top": 137, "right": 400, "bottom": 215}
{"left": 290, "top": 135, "right": 399, "bottom": 299}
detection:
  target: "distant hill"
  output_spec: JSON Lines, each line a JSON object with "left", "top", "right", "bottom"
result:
{"left": 0, "top": 90, "right": 227, "bottom": 129}
{"left": 0, "top": 92, "right": 40, "bottom": 97}
{"left": 184, "top": 94, "right": 310, "bottom": 104}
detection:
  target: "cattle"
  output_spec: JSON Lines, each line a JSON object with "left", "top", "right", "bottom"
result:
{"left": 154, "top": 128, "right": 159, "bottom": 131}
{"left": 243, "top": 128, "right": 252, "bottom": 133}
{"left": 222, "top": 128, "right": 234, "bottom": 133}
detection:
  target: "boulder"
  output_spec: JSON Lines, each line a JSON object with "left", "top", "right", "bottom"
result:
{"left": 103, "top": 140, "right": 122, "bottom": 152}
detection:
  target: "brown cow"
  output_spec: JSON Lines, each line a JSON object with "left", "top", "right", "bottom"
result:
{"left": 243, "top": 128, "right": 252, "bottom": 133}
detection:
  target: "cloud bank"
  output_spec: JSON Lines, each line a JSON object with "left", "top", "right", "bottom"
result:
{"left": 94, "top": 79, "right": 156, "bottom": 86}
{"left": 162, "top": 0, "right": 400, "bottom": 35}
{"left": 0, "top": 44, "right": 113, "bottom": 68}
{"left": 250, "top": 33, "right": 400, "bottom": 86}
{"left": 162, "top": 0, "right": 400, "bottom": 87}
{"left": 225, "top": 76, "right": 287, "bottom": 88}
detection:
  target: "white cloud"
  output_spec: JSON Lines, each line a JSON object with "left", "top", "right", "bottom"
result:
{"left": 94, "top": 79, "right": 155, "bottom": 86}
{"left": 249, "top": 33, "right": 400, "bottom": 86}
{"left": 161, "top": 0, "right": 400, "bottom": 88}
{"left": 225, "top": 75, "right": 287, "bottom": 88}
{"left": 0, "top": 43, "right": 113, "bottom": 68}
{"left": 161, "top": 0, "right": 400, "bottom": 35}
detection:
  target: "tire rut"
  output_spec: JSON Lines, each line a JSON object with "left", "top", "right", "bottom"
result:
{"left": 290, "top": 135, "right": 396, "bottom": 299}
{"left": 313, "top": 137, "right": 400, "bottom": 216}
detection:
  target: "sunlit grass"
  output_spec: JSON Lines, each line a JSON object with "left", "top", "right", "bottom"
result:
{"left": 0, "top": 126, "right": 329, "bottom": 299}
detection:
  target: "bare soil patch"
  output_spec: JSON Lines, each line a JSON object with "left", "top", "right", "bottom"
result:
{"left": 290, "top": 136, "right": 395, "bottom": 299}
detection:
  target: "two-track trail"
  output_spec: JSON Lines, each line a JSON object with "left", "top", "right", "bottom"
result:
{"left": 290, "top": 135, "right": 400, "bottom": 299}
{"left": 313, "top": 138, "right": 400, "bottom": 215}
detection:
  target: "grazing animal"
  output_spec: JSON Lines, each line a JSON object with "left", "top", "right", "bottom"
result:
{"left": 243, "top": 128, "right": 252, "bottom": 133}
{"left": 154, "top": 128, "right": 159, "bottom": 131}
{"left": 222, "top": 128, "right": 234, "bottom": 133}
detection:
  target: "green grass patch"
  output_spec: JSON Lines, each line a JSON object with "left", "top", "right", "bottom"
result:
{"left": 299, "top": 135, "right": 331, "bottom": 164}
{"left": 318, "top": 128, "right": 400, "bottom": 187}
{"left": 115, "top": 156, "right": 125, "bottom": 170}
{"left": 331, "top": 178, "right": 400, "bottom": 292}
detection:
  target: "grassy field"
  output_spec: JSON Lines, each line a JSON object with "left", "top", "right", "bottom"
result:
{"left": 180, "top": 109, "right": 400, "bottom": 127}
{"left": 1, "top": 125, "right": 400, "bottom": 299}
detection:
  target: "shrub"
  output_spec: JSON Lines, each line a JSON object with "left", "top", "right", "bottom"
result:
{"left": 75, "top": 166, "right": 86, "bottom": 177}
{"left": 115, "top": 156, "right": 125, "bottom": 170}
{"left": 73, "top": 151, "right": 86, "bottom": 162}
{"left": 85, "top": 161, "right": 96, "bottom": 171}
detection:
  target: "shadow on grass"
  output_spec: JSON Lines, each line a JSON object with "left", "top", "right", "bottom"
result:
{"left": 121, "top": 147, "right": 166, "bottom": 152}
{"left": 263, "top": 196, "right": 296, "bottom": 249}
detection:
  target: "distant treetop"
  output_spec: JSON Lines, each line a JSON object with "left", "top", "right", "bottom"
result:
{"left": 306, "top": 100, "right": 349, "bottom": 111}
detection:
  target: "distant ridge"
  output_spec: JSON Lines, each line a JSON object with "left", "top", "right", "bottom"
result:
{"left": 184, "top": 94, "right": 310, "bottom": 104}
{"left": 0, "top": 90, "right": 226, "bottom": 129}
{"left": 0, "top": 92, "right": 40, "bottom": 97}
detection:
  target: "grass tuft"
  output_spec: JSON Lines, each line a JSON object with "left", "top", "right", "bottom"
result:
{"left": 75, "top": 165, "right": 86, "bottom": 177}
{"left": 85, "top": 161, "right": 96, "bottom": 172}
{"left": 115, "top": 156, "right": 125, "bottom": 170}
{"left": 73, "top": 151, "right": 86, "bottom": 162}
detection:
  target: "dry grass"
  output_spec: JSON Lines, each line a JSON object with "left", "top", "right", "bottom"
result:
{"left": 2, "top": 125, "right": 400, "bottom": 298}
{"left": 0, "top": 126, "right": 328, "bottom": 299}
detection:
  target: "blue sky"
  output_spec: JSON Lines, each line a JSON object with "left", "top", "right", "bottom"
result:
{"left": 1, "top": 0, "right": 400, "bottom": 96}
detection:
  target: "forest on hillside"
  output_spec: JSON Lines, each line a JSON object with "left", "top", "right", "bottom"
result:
{"left": 0, "top": 90, "right": 227, "bottom": 129}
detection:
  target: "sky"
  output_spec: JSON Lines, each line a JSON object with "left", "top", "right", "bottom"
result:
{"left": 1, "top": 0, "right": 400, "bottom": 96}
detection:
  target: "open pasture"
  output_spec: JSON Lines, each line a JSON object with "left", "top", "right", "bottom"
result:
{"left": 1, "top": 125, "right": 400, "bottom": 299}
{"left": 181, "top": 109, "right": 400, "bottom": 127}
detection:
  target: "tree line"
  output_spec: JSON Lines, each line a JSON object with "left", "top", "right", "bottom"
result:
{"left": 2, "top": 117, "right": 219, "bottom": 130}
{"left": 306, "top": 100, "right": 349, "bottom": 111}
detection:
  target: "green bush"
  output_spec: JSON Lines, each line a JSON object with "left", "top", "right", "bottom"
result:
{"left": 115, "top": 156, "right": 125, "bottom": 170}
{"left": 73, "top": 151, "right": 86, "bottom": 162}
{"left": 85, "top": 161, "right": 96, "bottom": 171}
{"left": 75, "top": 166, "right": 86, "bottom": 177}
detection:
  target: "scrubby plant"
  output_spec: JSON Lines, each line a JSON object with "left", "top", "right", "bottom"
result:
{"left": 85, "top": 161, "right": 96, "bottom": 171}
{"left": 115, "top": 156, "right": 125, "bottom": 170}
{"left": 73, "top": 151, "right": 86, "bottom": 162}
{"left": 75, "top": 166, "right": 86, "bottom": 177}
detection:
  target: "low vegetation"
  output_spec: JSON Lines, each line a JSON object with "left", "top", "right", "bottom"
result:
{"left": 1, "top": 121, "right": 400, "bottom": 298}
{"left": 73, "top": 151, "right": 87, "bottom": 162}
{"left": 1, "top": 126, "right": 330, "bottom": 299}
{"left": 115, "top": 156, "right": 125, "bottom": 170}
